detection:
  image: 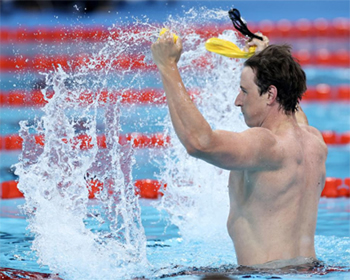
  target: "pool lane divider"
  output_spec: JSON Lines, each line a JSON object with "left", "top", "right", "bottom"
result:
{"left": 0, "top": 88, "right": 196, "bottom": 106}
{"left": 0, "top": 18, "right": 349, "bottom": 43}
{"left": 0, "top": 54, "right": 157, "bottom": 72}
{"left": 0, "top": 85, "right": 349, "bottom": 107}
{"left": 0, "top": 131, "right": 349, "bottom": 151}
{"left": 0, "top": 179, "right": 166, "bottom": 199}
{"left": 0, "top": 133, "right": 171, "bottom": 150}
{"left": 0, "top": 49, "right": 349, "bottom": 72}
{"left": 1, "top": 177, "right": 349, "bottom": 199}
{"left": 302, "top": 84, "right": 350, "bottom": 101}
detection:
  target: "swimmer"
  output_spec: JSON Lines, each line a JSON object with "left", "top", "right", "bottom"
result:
{"left": 151, "top": 31, "right": 327, "bottom": 267}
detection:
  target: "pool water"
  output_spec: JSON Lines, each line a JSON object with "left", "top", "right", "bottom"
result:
{"left": 1, "top": 2, "right": 350, "bottom": 280}
{"left": 1, "top": 197, "right": 350, "bottom": 279}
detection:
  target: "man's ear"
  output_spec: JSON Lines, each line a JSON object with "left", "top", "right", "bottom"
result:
{"left": 266, "top": 85, "right": 277, "bottom": 105}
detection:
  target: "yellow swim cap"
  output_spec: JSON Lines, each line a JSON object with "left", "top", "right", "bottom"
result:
{"left": 159, "top": 28, "right": 178, "bottom": 43}
{"left": 205, "top": 37, "right": 256, "bottom": 59}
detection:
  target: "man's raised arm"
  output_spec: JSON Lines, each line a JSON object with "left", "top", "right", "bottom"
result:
{"left": 151, "top": 31, "right": 214, "bottom": 156}
{"left": 151, "top": 32, "right": 281, "bottom": 171}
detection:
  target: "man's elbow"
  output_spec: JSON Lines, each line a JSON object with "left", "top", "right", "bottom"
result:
{"left": 185, "top": 144, "right": 235, "bottom": 170}
{"left": 181, "top": 132, "right": 214, "bottom": 158}
{"left": 185, "top": 139, "right": 215, "bottom": 161}
{"left": 184, "top": 138, "right": 209, "bottom": 158}
{"left": 186, "top": 145, "right": 203, "bottom": 158}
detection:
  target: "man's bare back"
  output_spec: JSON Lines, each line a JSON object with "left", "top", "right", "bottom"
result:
{"left": 227, "top": 124, "right": 327, "bottom": 266}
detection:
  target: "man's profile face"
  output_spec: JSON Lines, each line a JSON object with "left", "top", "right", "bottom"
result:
{"left": 235, "top": 67, "right": 266, "bottom": 127}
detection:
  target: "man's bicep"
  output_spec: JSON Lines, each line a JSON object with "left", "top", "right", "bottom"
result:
{"left": 199, "top": 130, "right": 249, "bottom": 170}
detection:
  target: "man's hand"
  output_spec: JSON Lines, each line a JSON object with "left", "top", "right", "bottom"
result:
{"left": 295, "top": 104, "right": 309, "bottom": 125}
{"left": 243, "top": 32, "right": 269, "bottom": 53}
{"left": 151, "top": 31, "right": 183, "bottom": 70}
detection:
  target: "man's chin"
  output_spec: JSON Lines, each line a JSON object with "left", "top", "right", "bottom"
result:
{"left": 244, "top": 118, "right": 253, "bottom": 128}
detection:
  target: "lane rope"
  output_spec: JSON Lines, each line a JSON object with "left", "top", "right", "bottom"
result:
{"left": 0, "top": 89, "right": 199, "bottom": 106}
{"left": 0, "top": 18, "right": 349, "bottom": 44}
{"left": 1, "top": 177, "right": 349, "bottom": 199}
{"left": 0, "top": 133, "right": 171, "bottom": 150}
{"left": 1, "top": 50, "right": 349, "bottom": 72}
{"left": 0, "top": 131, "right": 349, "bottom": 151}
{"left": 0, "top": 85, "right": 348, "bottom": 107}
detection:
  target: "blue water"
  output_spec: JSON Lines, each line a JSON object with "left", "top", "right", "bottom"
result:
{"left": 1, "top": 197, "right": 350, "bottom": 279}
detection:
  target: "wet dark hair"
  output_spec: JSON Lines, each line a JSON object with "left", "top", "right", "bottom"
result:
{"left": 244, "top": 44, "right": 307, "bottom": 114}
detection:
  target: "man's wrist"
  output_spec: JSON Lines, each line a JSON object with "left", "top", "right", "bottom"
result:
{"left": 157, "top": 62, "right": 178, "bottom": 74}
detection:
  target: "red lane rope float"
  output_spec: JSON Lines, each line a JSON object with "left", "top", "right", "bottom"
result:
{"left": 0, "top": 131, "right": 349, "bottom": 151}
{"left": 0, "top": 54, "right": 157, "bottom": 72}
{"left": 1, "top": 177, "right": 348, "bottom": 199}
{"left": 0, "top": 89, "right": 168, "bottom": 107}
{"left": 292, "top": 49, "right": 350, "bottom": 67}
{"left": 320, "top": 131, "right": 350, "bottom": 145}
{"left": 303, "top": 84, "right": 350, "bottom": 101}
{"left": 0, "top": 133, "right": 170, "bottom": 151}
{"left": 0, "top": 18, "right": 349, "bottom": 44}
{"left": 257, "top": 18, "right": 350, "bottom": 38}
{"left": 321, "top": 177, "right": 350, "bottom": 198}
{"left": 0, "top": 179, "right": 166, "bottom": 199}
{"left": 0, "top": 85, "right": 348, "bottom": 108}
{"left": 0, "top": 50, "right": 349, "bottom": 73}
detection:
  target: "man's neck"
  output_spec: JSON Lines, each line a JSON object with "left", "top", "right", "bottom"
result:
{"left": 260, "top": 106, "right": 297, "bottom": 133}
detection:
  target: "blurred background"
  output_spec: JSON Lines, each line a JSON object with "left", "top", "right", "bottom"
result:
{"left": 1, "top": 0, "right": 350, "bottom": 20}
{"left": 0, "top": 0, "right": 349, "bottom": 196}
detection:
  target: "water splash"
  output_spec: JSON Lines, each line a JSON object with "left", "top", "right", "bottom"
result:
{"left": 14, "top": 22, "right": 160, "bottom": 280}
{"left": 13, "top": 7, "right": 247, "bottom": 279}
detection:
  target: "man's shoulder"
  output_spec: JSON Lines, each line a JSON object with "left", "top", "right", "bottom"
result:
{"left": 245, "top": 124, "right": 326, "bottom": 155}
{"left": 240, "top": 127, "right": 280, "bottom": 149}
{"left": 299, "top": 124, "right": 325, "bottom": 142}
{"left": 299, "top": 124, "right": 328, "bottom": 156}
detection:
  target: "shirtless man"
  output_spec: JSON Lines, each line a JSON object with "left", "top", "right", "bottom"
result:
{"left": 151, "top": 32, "right": 327, "bottom": 268}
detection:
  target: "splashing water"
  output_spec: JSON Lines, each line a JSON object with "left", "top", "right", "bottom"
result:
{"left": 13, "top": 7, "right": 249, "bottom": 279}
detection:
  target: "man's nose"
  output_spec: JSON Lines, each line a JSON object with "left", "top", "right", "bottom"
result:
{"left": 235, "top": 91, "right": 242, "bottom": 107}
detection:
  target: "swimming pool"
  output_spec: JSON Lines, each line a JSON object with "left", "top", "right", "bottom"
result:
{"left": 1, "top": 197, "right": 350, "bottom": 279}
{"left": 1, "top": 1, "right": 350, "bottom": 280}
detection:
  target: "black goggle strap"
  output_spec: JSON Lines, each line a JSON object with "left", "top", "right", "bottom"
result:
{"left": 228, "top": 8, "right": 263, "bottom": 41}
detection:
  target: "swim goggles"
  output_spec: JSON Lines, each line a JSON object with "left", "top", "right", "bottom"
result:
{"left": 228, "top": 8, "right": 263, "bottom": 41}
{"left": 205, "top": 8, "right": 261, "bottom": 59}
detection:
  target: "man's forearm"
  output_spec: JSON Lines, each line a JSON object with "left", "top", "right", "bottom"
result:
{"left": 159, "top": 64, "right": 213, "bottom": 155}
